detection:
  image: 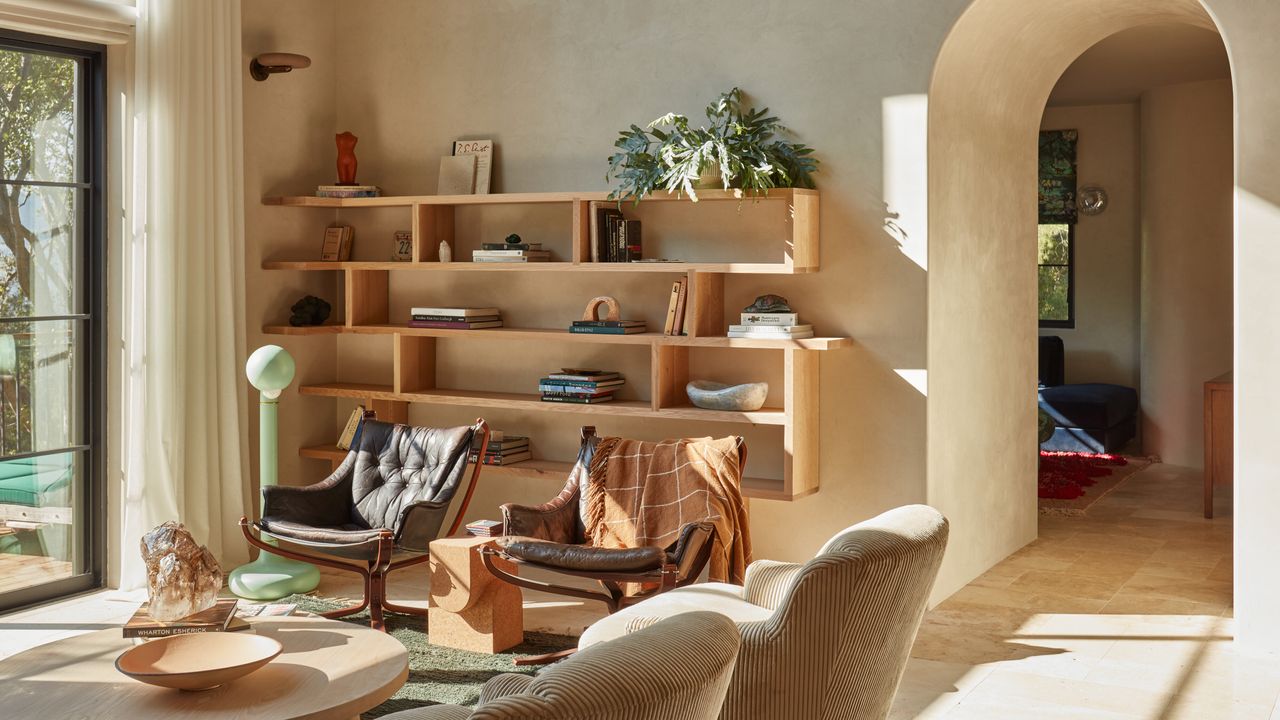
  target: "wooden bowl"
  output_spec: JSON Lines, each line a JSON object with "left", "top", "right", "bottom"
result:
{"left": 115, "top": 632, "right": 283, "bottom": 691}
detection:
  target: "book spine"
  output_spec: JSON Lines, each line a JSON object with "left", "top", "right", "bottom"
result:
{"left": 672, "top": 277, "right": 689, "bottom": 335}
{"left": 616, "top": 215, "right": 627, "bottom": 263}
{"left": 540, "top": 377, "right": 622, "bottom": 385}
{"left": 540, "top": 395, "right": 613, "bottom": 404}
{"left": 568, "top": 326, "right": 639, "bottom": 335}
{"left": 472, "top": 257, "right": 542, "bottom": 263}
{"left": 481, "top": 243, "right": 539, "bottom": 251}
{"left": 123, "top": 626, "right": 214, "bottom": 639}
{"left": 663, "top": 280, "right": 681, "bottom": 335}
{"left": 571, "top": 320, "right": 643, "bottom": 328}
{"left": 539, "top": 386, "right": 613, "bottom": 395}
{"left": 412, "top": 314, "right": 498, "bottom": 322}
{"left": 410, "top": 308, "right": 500, "bottom": 317}
{"left": 739, "top": 313, "right": 799, "bottom": 326}
{"left": 626, "top": 219, "right": 642, "bottom": 261}
{"left": 408, "top": 320, "right": 502, "bottom": 329}
{"left": 473, "top": 250, "right": 548, "bottom": 257}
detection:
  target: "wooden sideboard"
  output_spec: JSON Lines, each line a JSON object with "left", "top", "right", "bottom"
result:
{"left": 1203, "top": 371, "right": 1232, "bottom": 518}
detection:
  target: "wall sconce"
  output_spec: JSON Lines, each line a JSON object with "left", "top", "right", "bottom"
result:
{"left": 250, "top": 52, "right": 311, "bottom": 81}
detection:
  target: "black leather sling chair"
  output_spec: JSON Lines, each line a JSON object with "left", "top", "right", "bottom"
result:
{"left": 240, "top": 418, "right": 488, "bottom": 630}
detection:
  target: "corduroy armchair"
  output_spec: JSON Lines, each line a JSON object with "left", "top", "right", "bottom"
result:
{"left": 378, "top": 611, "right": 741, "bottom": 720}
{"left": 578, "top": 504, "right": 949, "bottom": 720}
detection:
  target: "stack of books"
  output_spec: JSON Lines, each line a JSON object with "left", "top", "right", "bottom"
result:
{"left": 472, "top": 240, "right": 550, "bottom": 263}
{"left": 570, "top": 319, "right": 646, "bottom": 335}
{"left": 123, "top": 599, "right": 242, "bottom": 639}
{"left": 588, "top": 201, "right": 642, "bottom": 262}
{"left": 469, "top": 431, "right": 532, "bottom": 466}
{"left": 465, "top": 519, "right": 503, "bottom": 537}
{"left": 539, "top": 369, "right": 624, "bottom": 404}
{"left": 728, "top": 310, "right": 815, "bottom": 339}
{"left": 663, "top": 277, "right": 690, "bottom": 335}
{"left": 316, "top": 184, "right": 380, "bottom": 198}
{"left": 409, "top": 306, "right": 503, "bottom": 329}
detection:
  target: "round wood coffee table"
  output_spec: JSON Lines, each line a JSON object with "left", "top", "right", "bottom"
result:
{"left": 0, "top": 615, "right": 408, "bottom": 719}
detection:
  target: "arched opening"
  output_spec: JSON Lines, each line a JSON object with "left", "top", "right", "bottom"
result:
{"left": 926, "top": 0, "right": 1238, "bottom": 615}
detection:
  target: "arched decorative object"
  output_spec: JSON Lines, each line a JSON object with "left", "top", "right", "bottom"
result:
{"left": 581, "top": 296, "right": 622, "bottom": 322}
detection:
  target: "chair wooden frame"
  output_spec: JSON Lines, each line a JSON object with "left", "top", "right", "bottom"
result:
{"left": 238, "top": 419, "right": 489, "bottom": 631}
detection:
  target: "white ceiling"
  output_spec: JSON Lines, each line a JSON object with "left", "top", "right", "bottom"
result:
{"left": 1047, "top": 23, "right": 1230, "bottom": 107}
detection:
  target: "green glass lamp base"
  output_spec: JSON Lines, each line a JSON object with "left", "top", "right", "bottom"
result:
{"left": 228, "top": 545, "right": 321, "bottom": 600}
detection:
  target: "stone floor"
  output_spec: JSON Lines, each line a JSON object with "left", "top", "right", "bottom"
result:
{"left": 3, "top": 461, "right": 1275, "bottom": 719}
{"left": 890, "top": 462, "right": 1267, "bottom": 719}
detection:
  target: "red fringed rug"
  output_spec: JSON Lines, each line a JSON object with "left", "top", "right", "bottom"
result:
{"left": 1038, "top": 451, "right": 1128, "bottom": 499}
{"left": 1038, "top": 451, "right": 1149, "bottom": 516}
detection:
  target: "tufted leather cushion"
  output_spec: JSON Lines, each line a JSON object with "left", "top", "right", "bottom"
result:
{"left": 496, "top": 537, "right": 670, "bottom": 572}
{"left": 350, "top": 420, "right": 475, "bottom": 537}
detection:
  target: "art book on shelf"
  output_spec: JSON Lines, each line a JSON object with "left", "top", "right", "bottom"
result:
{"left": 408, "top": 320, "right": 503, "bottom": 329}
{"left": 321, "top": 225, "right": 353, "bottom": 261}
{"left": 410, "top": 307, "right": 501, "bottom": 318}
{"left": 540, "top": 394, "right": 615, "bottom": 404}
{"left": 473, "top": 435, "right": 529, "bottom": 451}
{"left": 412, "top": 314, "right": 500, "bottom": 323}
{"left": 572, "top": 320, "right": 646, "bottom": 328}
{"left": 123, "top": 599, "right": 239, "bottom": 639}
{"left": 472, "top": 249, "right": 549, "bottom": 257}
{"left": 316, "top": 184, "right": 380, "bottom": 198}
{"left": 569, "top": 325, "right": 646, "bottom": 335}
{"left": 481, "top": 242, "right": 541, "bottom": 251}
{"left": 469, "top": 450, "right": 533, "bottom": 466}
{"left": 452, "top": 139, "right": 493, "bottom": 194}
{"left": 336, "top": 405, "right": 366, "bottom": 450}
{"left": 672, "top": 277, "right": 690, "bottom": 335}
{"left": 544, "top": 369, "right": 621, "bottom": 382}
{"left": 740, "top": 312, "right": 800, "bottom": 326}
{"left": 663, "top": 279, "right": 683, "bottom": 335}
{"left": 727, "top": 324, "right": 814, "bottom": 335}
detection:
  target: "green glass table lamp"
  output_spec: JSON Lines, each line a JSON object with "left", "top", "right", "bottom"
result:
{"left": 229, "top": 345, "right": 321, "bottom": 599}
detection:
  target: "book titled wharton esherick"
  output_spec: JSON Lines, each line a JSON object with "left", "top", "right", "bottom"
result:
{"left": 123, "top": 598, "right": 239, "bottom": 638}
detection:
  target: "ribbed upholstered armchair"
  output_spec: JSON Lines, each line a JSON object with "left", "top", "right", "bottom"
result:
{"left": 240, "top": 418, "right": 488, "bottom": 630}
{"left": 579, "top": 504, "right": 949, "bottom": 720}
{"left": 379, "top": 611, "right": 741, "bottom": 720}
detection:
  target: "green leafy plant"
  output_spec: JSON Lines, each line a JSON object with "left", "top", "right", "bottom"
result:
{"left": 607, "top": 88, "right": 818, "bottom": 203}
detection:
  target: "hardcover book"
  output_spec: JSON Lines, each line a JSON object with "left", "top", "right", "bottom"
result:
{"left": 672, "top": 277, "right": 689, "bottom": 335}
{"left": 538, "top": 384, "right": 618, "bottom": 395}
{"left": 412, "top": 314, "right": 500, "bottom": 323}
{"left": 540, "top": 394, "right": 615, "bottom": 404}
{"left": 336, "top": 405, "right": 366, "bottom": 450}
{"left": 740, "top": 312, "right": 800, "bottom": 326}
{"left": 728, "top": 328, "right": 814, "bottom": 339}
{"left": 123, "top": 599, "right": 239, "bottom": 639}
{"left": 468, "top": 450, "right": 533, "bottom": 465}
{"left": 624, "top": 219, "right": 642, "bottom": 261}
{"left": 321, "top": 225, "right": 353, "bottom": 261}
{"left": 568, "top": 325, "right": 646, "bottom": 335}
{"left": 481, "top": 242, "right": 542, "bottom": 251}
{"left": 663, "top": 279, "right": 682, "bottom": 335}
{"left": 452, "top": 139, "right": 493, "bottom": 194}
{"left": 408, "top": 320, "right": 503, "bottom": 329}
{"left": 537, "top": 379, "right": 625, "bottom": 389}
{"left": 571, "top": 320, "right": 646, "bottom": 328}
{"left": 727, "top": 324, "right": 814, "bottom": 334}
{"left": 437, "top": 153, "right": 477, "bottom": 195}
{"left": 544, "top": 369, "right": 621, "bottom": 382}
{"left": 410, "top": 307, "right": 501, "bottom": 317}
{"left": 472, "top": 256, "right": 549, "bottom": 263}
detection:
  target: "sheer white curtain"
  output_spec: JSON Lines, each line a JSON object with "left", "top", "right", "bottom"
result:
{"left": 119, "top": 0, "right": 250, "bottom": 588}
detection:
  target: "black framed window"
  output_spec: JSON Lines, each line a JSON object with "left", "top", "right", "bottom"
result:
{"left": 0, "top": 30, "right": 105, "bottom": 612}
{"left": 1038, "top": 223, "right": 1074, "bottom": 328}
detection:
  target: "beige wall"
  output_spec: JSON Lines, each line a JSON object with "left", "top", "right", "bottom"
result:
{"left": 1139, "top": 79, "right": 1233, "bottom": 468}
{"left": 1039, "top": 104, "right": 1142, "bottom": 390}
{"left": 242, "top": 0, "right": 341, "bottom": 501}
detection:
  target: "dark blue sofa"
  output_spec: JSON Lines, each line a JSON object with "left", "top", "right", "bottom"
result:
{"left": 1038, "top": 336, "right": 1137, "bottom": 453}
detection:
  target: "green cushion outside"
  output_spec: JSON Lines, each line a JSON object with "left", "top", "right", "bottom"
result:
{"left": 0, "top": 457, "right": 73, "bottom": 506}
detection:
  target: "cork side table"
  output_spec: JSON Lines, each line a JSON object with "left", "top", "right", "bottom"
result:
{"left": 429, "top": 536, "right": 523, "bottom": 653}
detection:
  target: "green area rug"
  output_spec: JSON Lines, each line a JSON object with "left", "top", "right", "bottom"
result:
{"left": 283, "top": 595, "right": 577, "bottom": 718}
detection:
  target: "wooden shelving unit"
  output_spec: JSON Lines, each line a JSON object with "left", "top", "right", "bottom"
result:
{"left": 262, "top": 189, "right": 837, "bottom": 501}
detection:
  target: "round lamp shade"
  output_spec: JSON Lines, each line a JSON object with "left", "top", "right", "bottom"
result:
{"left": 245, "top": 345, "right": 296, "bottom": 393}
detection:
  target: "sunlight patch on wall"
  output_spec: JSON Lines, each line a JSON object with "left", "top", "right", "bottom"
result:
{"left": 882, "top": 94, "right": 929, "bottom": 271}
{"left": 895, "top": 368, "right": 928, "bottom": 396}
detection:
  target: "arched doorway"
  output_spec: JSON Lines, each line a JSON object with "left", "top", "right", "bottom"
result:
{"left": 925, "top": 0, "right": 1241, "bottom": 625}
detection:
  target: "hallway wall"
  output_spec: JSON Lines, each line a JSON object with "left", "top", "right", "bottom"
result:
{"left": 1139, "top": 78, "right": 1234, "bottom": 468}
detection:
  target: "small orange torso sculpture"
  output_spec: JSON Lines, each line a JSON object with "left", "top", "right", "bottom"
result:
{"left": 335, "top": 131, "right": 358, "bottom": 185}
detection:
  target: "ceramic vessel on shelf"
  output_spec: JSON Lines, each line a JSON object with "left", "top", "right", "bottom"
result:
{"left": 115, "top": 632, "right": 283, "bottom": 691}
{"left": 686, "top": 380, "right": 769, "bottom": 412}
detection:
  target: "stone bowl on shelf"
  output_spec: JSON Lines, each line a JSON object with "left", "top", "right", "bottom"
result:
{"left": 115, "top": 632, "right": 283, "bottom": 691}
{"left": 686, "top": 381, "right": 769, "bottom": 412}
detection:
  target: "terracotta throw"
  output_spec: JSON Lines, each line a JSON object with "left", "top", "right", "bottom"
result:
{"left": 583, "top": 435, "right": 751, "bottom": 585}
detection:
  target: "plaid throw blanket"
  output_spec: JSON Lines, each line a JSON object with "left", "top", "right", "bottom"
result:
{"left": 583, "top": 435, "right": 751, "bottom": 585}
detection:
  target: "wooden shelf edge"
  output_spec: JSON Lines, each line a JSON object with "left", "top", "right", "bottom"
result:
{"left": 297, "top": 445, "right": 806, "bottom": 500}
{"left": 296, "top": 383, "right": 788, "bottom": 426}
{"left": 261, "top": 260, "right": 809, "bottom": 274}
{"left": 262, "top": 324, "right": 851, "bottom": 350}
{"left": 263, "top": 188, "right": 815, "bottom": 208}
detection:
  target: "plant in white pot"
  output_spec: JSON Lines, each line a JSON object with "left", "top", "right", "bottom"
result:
{"left": 607, "top": 87, "right": 818, "bottom": 203}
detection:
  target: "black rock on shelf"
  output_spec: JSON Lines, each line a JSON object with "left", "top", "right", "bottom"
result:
{"left": 290, "top": 295, "right": 332, "bottom": 326}
{"left": 743, "top": 294, "right": 792, "bottom": 314}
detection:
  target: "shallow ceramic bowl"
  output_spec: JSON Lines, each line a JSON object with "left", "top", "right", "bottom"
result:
{"left": 686, "top": 380, "right": 769, "bottom": 411}
{"left": 115, "top": 631, "right": 282, "bottom": 691}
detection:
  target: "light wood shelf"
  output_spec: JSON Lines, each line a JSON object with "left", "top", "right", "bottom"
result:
{"left": 264, "top": 323, "right": 852, "bottom": 350}
{"left": 297, "top": 444, "right": 810, "bottom": 501}
{"left": 297, "top": 382, "right": 788, "bottom": 426}
{"left": 265, "top": 188, "right": 829, "bottom": 500}
{"left": 262, "top": 260, "right": 811, "bottom": 274}
{"left": 263, "top": 188, "right": 812, "bottom": 207}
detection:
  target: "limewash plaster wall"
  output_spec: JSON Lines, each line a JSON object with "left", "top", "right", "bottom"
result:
{"left": 1139, "top": 79, "right": 1233, "bottom": 469}
{"left": 241, "top": 0, "right": 341, "bottom": 510}
{"left": 1039, "top": 104, "right": 1141, "bottom": 391}
{"left": 241, "top": 0, "right": 1280, "bottom": 643}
